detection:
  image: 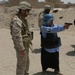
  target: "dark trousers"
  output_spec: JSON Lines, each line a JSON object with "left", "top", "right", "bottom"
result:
{"left": 41, "top": 48, "right": 60, "bottom": 71}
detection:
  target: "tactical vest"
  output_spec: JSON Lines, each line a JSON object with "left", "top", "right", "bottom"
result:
{"left": 17, "top": 14, "right": 31, "bottom": 47}
{"left": 10, "top": 14, "right": 31, "bottom": 46}
{"left": 41, "top": 32, "right": 61, "bottom": 48}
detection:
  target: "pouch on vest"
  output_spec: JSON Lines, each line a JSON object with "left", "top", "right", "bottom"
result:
{"left": 23, "top": 35, "right": 31, "bottom": 47}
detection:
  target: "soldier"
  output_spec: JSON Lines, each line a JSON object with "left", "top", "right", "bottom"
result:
{"left": 38, "top": 5, "right": 51, "bottom": 30}
{"left": 10, "top": 1, "right": 32, "bottom": 75}
{"left": 38, "top": 5, "right": 51, "bottom": 47}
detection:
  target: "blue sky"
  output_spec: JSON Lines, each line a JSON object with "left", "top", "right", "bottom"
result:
{"left": 0, "top": 0, "right": 75, "bottom": 3}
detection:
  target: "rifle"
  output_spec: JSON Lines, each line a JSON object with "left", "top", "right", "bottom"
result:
{"left": 29, "top": 41, "right": 34, "bottom": 53}
{"left": 65, "top": 22, "right": 73, "bottom": 25}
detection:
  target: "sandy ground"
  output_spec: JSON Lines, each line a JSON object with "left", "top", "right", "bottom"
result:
{"left": 0, "top": 26, "right": 75, "bottom": 75}
{"left": 0, "top": 6, "right": 75, "bottom": 75}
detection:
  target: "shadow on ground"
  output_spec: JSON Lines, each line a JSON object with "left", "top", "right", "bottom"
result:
{"left": 66, "top": 45, "right": 75, "bottom": 56}
{"left": 33, "top": 48, "right": 41, "bottom": 53}
{"left": 33, "top": 71, "right": 56, "bottom": 75}
{"left": 66, "top": 51, "right": 75, "bottom": 56}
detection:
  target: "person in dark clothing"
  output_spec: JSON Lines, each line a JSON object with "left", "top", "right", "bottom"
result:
{"left": 41, "top": 14, "right": 71, "bottom": 75}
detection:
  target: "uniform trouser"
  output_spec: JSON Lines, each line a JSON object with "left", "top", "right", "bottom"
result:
{"left": 16, "top": 47, "right": 29, "bottom": 75}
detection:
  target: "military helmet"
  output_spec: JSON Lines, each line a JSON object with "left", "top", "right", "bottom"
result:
{"left": 44, "top": 5, "right": 51, "bottom": 10}
{"left": 18, "top": 1, "right": 31, "bottom": 10}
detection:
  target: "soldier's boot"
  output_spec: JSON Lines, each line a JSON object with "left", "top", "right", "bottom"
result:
{"left": 24, "top": 72, "right": 29, "bottom": 75}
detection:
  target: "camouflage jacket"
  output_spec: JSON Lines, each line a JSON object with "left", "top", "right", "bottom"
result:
{"left": 38, "top": 11, "right": 45, "bottom": 30}
{"left": 10, "top": 14, "right": 31, "bottom": 51}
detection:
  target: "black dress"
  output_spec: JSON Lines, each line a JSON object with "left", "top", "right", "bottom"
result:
{"left": 41, "top": 48, "right": 59, "bottom": 71}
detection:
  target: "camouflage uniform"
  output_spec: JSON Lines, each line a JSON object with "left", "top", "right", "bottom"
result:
{"left": 10, "top": 1, "right": 31, "bottom": 75}
{"left": 38, "top": 11, "right": 45, "bottom": 30}
{"left": 38, "top": 5, "right": 51, "bottom": 31}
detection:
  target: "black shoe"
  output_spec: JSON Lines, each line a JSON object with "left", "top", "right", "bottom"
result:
{"left": 42, "top": 68, "right": 47, "bottom": 72}
{"left": 42, "top": 70, "right": 46, "bottom": 72}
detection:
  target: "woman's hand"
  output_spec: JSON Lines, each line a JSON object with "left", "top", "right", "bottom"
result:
{"left": 64, "top": 24, "right": 70, "bottom": 29}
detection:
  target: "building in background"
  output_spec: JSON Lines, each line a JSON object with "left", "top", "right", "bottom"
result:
{"left": 5, "top": 0, "right": 64, "bottom": 8}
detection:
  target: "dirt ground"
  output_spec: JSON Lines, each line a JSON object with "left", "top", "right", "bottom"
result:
{"left": 0, "top": 6, "right": 75, "bottom": 75}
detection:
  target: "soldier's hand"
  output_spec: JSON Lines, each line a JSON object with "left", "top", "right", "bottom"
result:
{"left": 19, "top": 50, "right": 25, "bottom": 57}
{"left": 64, "top": 24, "right": 70, "bottom": 29}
